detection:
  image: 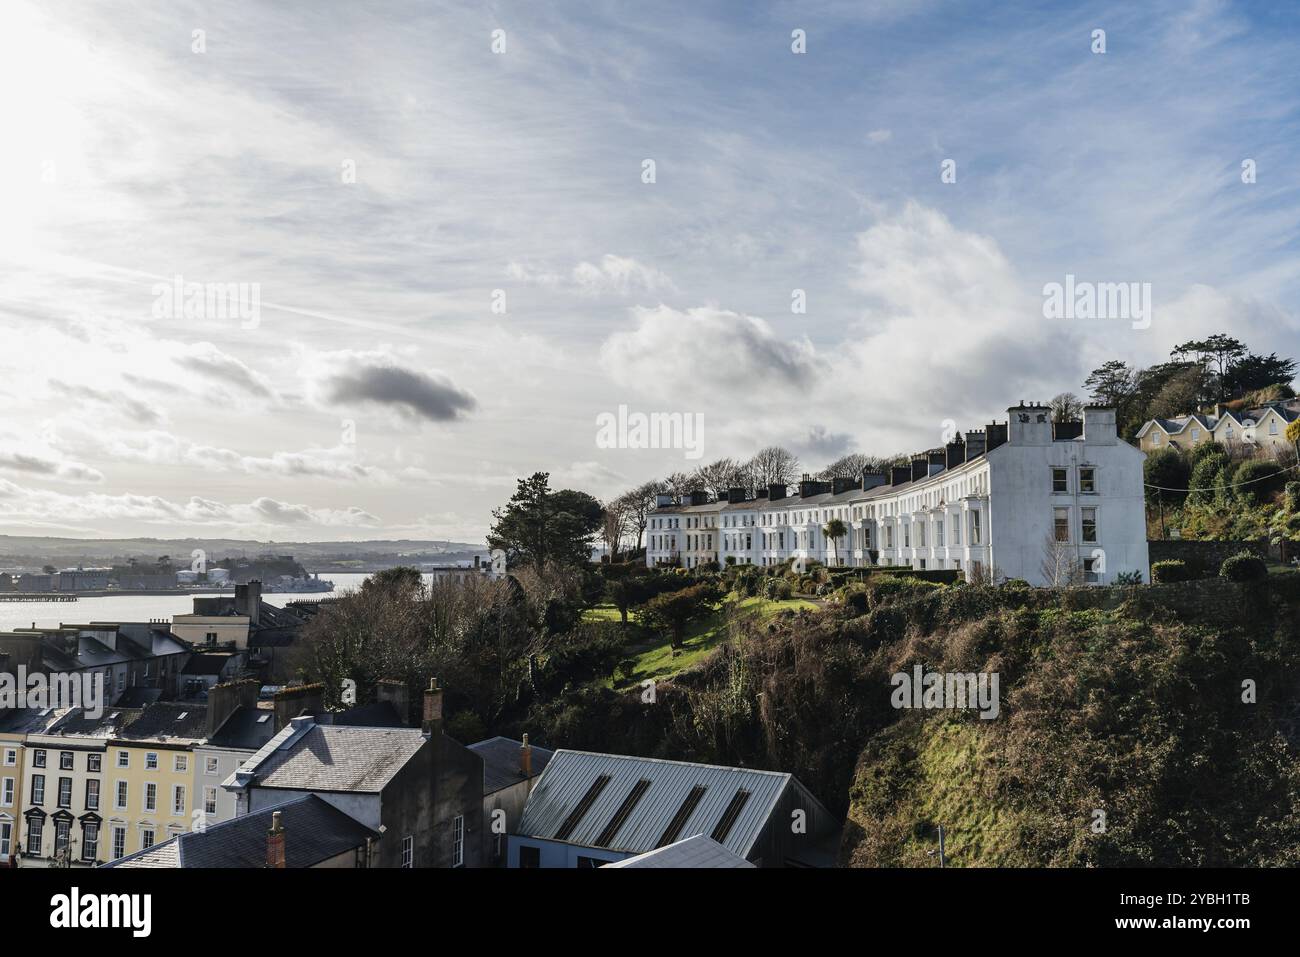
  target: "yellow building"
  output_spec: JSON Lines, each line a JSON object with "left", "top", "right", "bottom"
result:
{"left": 0, "top": 709, "right": 71, "bottom": 861}
{"left": 105, "top": 703, "right": 207, "bottom": 862}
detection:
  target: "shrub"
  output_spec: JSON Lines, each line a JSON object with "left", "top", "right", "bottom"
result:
{"left": 1232, "top": 459, "right": 1285, "bottom": 506}
{"left": 1220, "top": 550, "right": 1268, "bottom": 582}
{"left": 1151, "top": 559, "right": 1193, "bottom": 583}
{"left": 1113, "top": 569, "right": 1143, "bottom": 586}
{"left": 1187, "top": 452, "right": 1229, "bottom": 505}
{"left": 1143, "top": 448, "right": 1189, "bottom": 505}
{"left": 770, "top": 579, "right": 793, "bottom": 601}
{"left": 1286, "top": 482, "right": 1300, "bottom": 513}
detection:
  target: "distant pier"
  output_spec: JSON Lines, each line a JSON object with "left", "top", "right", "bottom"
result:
{"left": 0, "top": 594, "right": 79, "bottom": 602}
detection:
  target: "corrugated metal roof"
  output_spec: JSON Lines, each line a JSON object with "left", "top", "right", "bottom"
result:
{"left": 517, "top": 750, "right": 793, "bottom": 858}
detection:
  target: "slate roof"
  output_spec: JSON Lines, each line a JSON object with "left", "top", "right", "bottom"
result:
{"left": 207, "top": 705, "right": 277, "bottom": 750}
{"left": 103, "top": 794, "right": 377, "bottom": 868}
{"left": 182, "top": 653, "right": 237, "bottom": 676}
{"left": 518, "top": 750, "right": 826, "bottom": 859}
{"left": 240, "top": 722, "right": 428, "bottom": 793}
{"left": 602, "top": 834, "right": 754, "bottom": 868}
{"left": 47, "top": 707, "right": 141, "bottom": 738}
{"left": 115, "top": 702, "right": 209, "bottom": 743}
{"left": 0, "top": 707, "right": 73, "bottom": 735}
{"left": 469, "top": 736, "right": 554, "bottom": 794}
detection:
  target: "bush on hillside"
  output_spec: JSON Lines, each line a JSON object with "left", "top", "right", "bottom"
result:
{"left": 1151, "top": 559, "right": 1193, "bottom": 583}
{"left": 1220, "top": 550, "right": 1268, "bottom": 582}
{"left": 1143, "top": 448, "right": 1189, "bottom": 505}
{"left": 1232, "top": 459, "right": 1285, "bottom": 506}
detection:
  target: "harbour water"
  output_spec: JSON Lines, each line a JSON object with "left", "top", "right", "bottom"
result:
{"left": 0, "top": 572, "right": 392, "bottom": 631}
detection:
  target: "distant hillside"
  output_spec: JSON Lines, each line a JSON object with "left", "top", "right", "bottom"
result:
{"left": 0, "top": 535, "right": 487, "bottom": 568}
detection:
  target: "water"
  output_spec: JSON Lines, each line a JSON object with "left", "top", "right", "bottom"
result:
{"left": 0, "top": 572, "right": 394, "bottom": 631}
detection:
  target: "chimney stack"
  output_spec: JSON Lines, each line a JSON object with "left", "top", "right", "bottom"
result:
{"left": 767, "top": 483, "right": 787, "bottom": 501}
{"left": 266, "top": 810, "right": 286, "bottom": 869}
{"left": 861, "top": 469, "right": 886, "bottom": 491}
{"left": 422, "top": 677, "right": 443, "bottom": 737}
{"left": 273, "top": 683, "right": 325, "bottom": 732}
{"left": 945, "top": 440, "right": 966, "bottom": 470}
{"left": 964, "top": 430, "right": 986, "bottom": 459}
{"left": 726, "top": 487, "right": 747, "bottom": 505}
{"left": 910, "top": 455, "right": 928, "bottom": 482}
{"left": 520, "top": 732, "right": 533, "bottom": 780}
{"left": 889, "top": 465, "right": 911, "bottom": 486}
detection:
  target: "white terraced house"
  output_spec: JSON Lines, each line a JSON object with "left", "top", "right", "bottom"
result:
{"left": 645, "top": 403, "right": 1150, "bottom": 587}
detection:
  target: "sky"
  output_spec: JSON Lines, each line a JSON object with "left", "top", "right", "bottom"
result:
{"left": 1, "top": 0, "right": 1298, "bottom": 543}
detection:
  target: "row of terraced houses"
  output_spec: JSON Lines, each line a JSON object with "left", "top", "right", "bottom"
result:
{"left": 645, "top": 402, "right": 1151, "bottom": 587}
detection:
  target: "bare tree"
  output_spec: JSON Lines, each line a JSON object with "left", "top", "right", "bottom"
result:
{"left": 817, "top": 453, "right": 872, "bottom": 481}
{"left": 662, "top": 471, "right": 703, "bottom": 497}
{"left": 1040, "top": 534, "right": 1083, "bottom": 587}
{"left": 600, "top": 499, "right": 630, "bottom": 561}
{"left": 1049, "top": 392, "right": 1083, "bottom": 424}
{"left": 693, "top": 457, "right": 746, "bottom": 496}
{"left": 747, "top": 446, "right": 800, "bottom": 489}
{"left": 617, "top": 481, "right": 661, "bottom": 553}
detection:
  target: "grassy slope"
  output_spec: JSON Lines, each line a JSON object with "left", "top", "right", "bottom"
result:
{"left": 583, "top": 595, "right": 818, "bottom": 690}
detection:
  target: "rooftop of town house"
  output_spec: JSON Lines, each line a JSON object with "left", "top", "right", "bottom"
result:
{"left": 103, "top": 793, "right": 378, "bottom": 869}
{"left": 469, "top": 735, "right": 554, "bottom": 794}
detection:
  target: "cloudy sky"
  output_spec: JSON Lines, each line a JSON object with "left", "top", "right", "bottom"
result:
{"left": 1, "top": 0, "right": 1297, "bottom": 542}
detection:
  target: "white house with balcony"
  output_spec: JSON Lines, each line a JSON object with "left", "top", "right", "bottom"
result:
{"left": 646, "top": 403, "right": 1149, "bottom": 586}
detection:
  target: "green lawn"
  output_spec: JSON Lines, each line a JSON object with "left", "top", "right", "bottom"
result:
{"left": 599, "top": 594, "right": 818, "bottom": 691}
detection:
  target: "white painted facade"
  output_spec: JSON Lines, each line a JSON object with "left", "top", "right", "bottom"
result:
{"left": 646, "top": 405, "right": 1149, "bottom": 586}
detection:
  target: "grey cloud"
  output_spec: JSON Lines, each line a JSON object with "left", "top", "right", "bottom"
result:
{"left": 175, "top": 343, "right": 275, "bottom": 398}
{"left": 325, "top": 364, "right": 477, "bottom": 422}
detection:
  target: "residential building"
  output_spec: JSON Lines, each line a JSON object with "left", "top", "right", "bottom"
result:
{"left": 509, "top": 750, "right": 840, "bottom": 868}
{"left": 20, "top": 708, "right": 140, "bottom": 866}
{"left": 104, "top": 703, "right": 209, "bottom": 862}
{"left": 647, "top": 403, "right": 1149, "bottom": 586}
{"left": 469, "top": 733, "right": 552, "bottom": 865}
{"left": 0, "top": 622, "right": 190, "bottom": 706}
{"left": 0, "top": 707, "right": 72, "bottom": 864}
{"left": 1136, "top": 398, "right": 1300, "bottom": 454}
{"left": 222, "top": 681, "right": 484, "bottom": 868}
{"left": 103, "top": 794, "right": 378, "bottom": 868}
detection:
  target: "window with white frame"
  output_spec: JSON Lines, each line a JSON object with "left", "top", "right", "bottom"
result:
{"left": 453, "top": 815, "right": 465, "bottom": 867}
{"left": 205, "top": 756, "right": 219, "bottom": 775}
{"left": 204, "top": 787, "right": 217, "bottom": 815}
{"left": 174, "top": 755, "right": 188, "bottom": 773}
{"left": 112, "top": 826, "right": 125, "bottom": 860}
{"left": 31, "top": 774, "right": 44, "bottom": 805}
{"left": 144, "top": 782, "right": 157, "bottom": 812}
{"left": 85, "top": 779, "right": 99, "bottom": 811}
{"left": 116, "top": 750, "right": 129, "bottom": 769}
{"left": 115, "top": 780, "right": 128, "bottom": 810}
{"left": 1, "top": 777, "right": 12, "bottom": 807}
{"left": 26, "top": 817, "right": 43, "bottom": 854}
{"left": 401, "top": 835, "right": 413, "bottom": 868}
{"left": 1054, "top": 507, "right": 1070, "bottom": 543}
{"left": 1052, "top": 468, "right": 1068, "bottom": 493}
{"left": 145, "top": 752, "right": 158, "bottom": 771}
{"left": 82, "top": 822, "right": 99, "bottom": 861}
{"left": 141, "top": 827, "right": 155, "bottom": 850}
{"left": 1081, "top": 508, "right": 1098, "bottom": 544}
{"left": 0, "top": 820, "right": 11, "bottom": 857}
{"left": 3, "top": 749, "right": 15, "bottom": 766}
{"left": 1079, "top": 468, "right": 1096, "bottom": 494}
{"left": 172, "top": 785, "right": 186, "bottom": 816}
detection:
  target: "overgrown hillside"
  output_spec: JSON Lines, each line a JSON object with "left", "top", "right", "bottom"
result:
{"left": 517, "top": 575, "right": 1300, "bottom": 867}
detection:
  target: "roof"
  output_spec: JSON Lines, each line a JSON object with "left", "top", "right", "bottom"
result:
{"left": 46, "top": 707, "right": 141, "bottom": 739}
{"left": 469, "top": 736, "right": 554, "bottom": 794}
{"left": 238, "top": 721, "right": 428, "bottom": 793}
{"left": 116, "top": 702, "right": 209, "bottom": 743}
{"left": 182, "top": 653, "right": 237, "bottom": 676}
{"left": 0, "top": 707, "right": 73, "bottom": 735}
{"left": 207, "top": 705, "right": 277, "bottom": 750}
{"left": 517, "top": 750, "right": 811, "bottom": 859}
{"left": 103, "top": 794, "right": 378, "bottom": 868}
{"left": 114, "top": 687, "right": 163, "bottom": 708}
{"left": 602, "top": 834, "right": 755, "bottom": 868}
{"left": 325, "top": 701, "right": 406, "bottom": 728}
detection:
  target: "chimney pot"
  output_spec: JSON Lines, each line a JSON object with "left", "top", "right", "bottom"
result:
{"left": 520, "top": 732, "right": 533, "bottom": 779}
{"left": 422, "top": 677, "right": 443, "bottom": 736}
